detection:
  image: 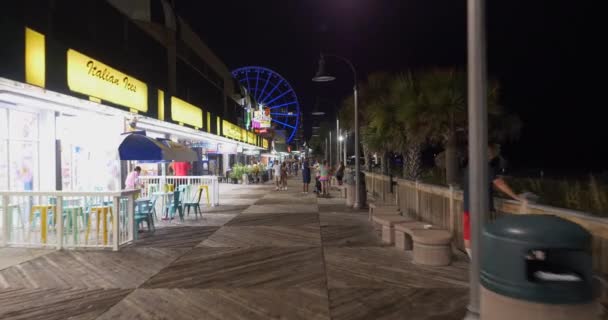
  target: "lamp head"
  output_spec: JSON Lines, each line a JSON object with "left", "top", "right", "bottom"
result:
{"left": 312, "top": 55, "right": 336, "bottom": 82}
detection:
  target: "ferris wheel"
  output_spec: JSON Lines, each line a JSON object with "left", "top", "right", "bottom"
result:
{"left": 231, "top": 66, "right": 300, "bottom": 143}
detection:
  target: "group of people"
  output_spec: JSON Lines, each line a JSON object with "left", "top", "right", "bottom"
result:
{"left": 300, "top": 159, "right": 345, "bottom": 196}
{"left": 272, "top": 161, "right": 290, "bottom": 190}
{"left": 271, "top": 159, "right": 346, "bottom": 196}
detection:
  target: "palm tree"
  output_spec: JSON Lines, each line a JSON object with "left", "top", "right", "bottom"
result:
{"left": 416, "top": 69, "right": 520, "bottom": 184}
{"left": 339, "top": 72, "right": 393, "bottom": 172}
{"left": 415, "top": 69, "right": 467, "bottom": 184}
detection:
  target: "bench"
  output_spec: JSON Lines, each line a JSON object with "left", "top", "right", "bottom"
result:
{"left": 409, "top": 229, "right": 453, "bottom": 266}
{"left": 368, "top": 202, "right": 400, "bottom": 221}
{"left": 372, "top": 214, "right": 413, "bottom": 244}
{"left": 394, "top": 221, "right": 427, "bottom": 250}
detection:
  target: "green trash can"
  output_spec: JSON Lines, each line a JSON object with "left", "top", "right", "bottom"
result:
{"left": 480, "top": 214, "right": 601, "bottom": 320}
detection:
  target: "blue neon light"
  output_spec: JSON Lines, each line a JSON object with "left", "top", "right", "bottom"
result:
{"left": 232, "top": 66, "right": 300, "bottom": 143}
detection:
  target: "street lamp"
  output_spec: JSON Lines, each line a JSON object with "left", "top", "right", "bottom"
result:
{"left": 313, "top": 54, "right": 361, "bottom": 209}
{"left": 338, "top": 134, "right": 344, "bottom": 163}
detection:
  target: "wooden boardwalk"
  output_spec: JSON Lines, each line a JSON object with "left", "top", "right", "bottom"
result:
{"left": 0, "top": 179, "right": 471, "bottom": 320}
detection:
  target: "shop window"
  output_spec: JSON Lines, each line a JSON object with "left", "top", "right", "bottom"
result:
{"left": 0, "top": 138, "right": 7, "bottom": 190}
{"left": 0, "top": 108, "right": 39, "bottom": 191}
{"left": 8, "top": 141, "right": 37, "bottom": 191}
{"left": 57, "top": 114, "right": 122, "bottom": 191}
{"left": 9, "top": 109, "right": 39, "bottom": 140}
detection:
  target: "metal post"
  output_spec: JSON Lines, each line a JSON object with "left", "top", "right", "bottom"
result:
{"left": 113, "top": 196, "right": 121, "bottom": 251}
{"left": 2, "top": 195, "right": 9, "bottom": 246}
{"left": 329, "top": 131, "right": 332, "bottom": 167}
{"left": 465, "top": 0, "right": 488, "bottom": 318}
{"left": 336, "top": 119, "right": 340, "bottom": 164}
{"left": 56, "top": 196, "right": 63, "bottom": 249}
{"left": 353, "top": 86, "right": 361, "bottom": 209}
{"left": 344, "top": 132, "right": 347, "bottom": 166}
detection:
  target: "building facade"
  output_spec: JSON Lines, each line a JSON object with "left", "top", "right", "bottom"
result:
{"left": 0, "top": 0, "right": 267, "bottom": 191}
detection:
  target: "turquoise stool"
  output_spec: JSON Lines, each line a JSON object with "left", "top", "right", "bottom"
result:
{"left": 63, "top": 206, "right": 87, "bottom": 245}
{"left": 6, "top": 204, "right": 24, "bottom": 229}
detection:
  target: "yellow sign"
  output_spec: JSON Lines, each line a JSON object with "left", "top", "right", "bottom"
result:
{"left": 262, "top": 139, "right": 269, "bottom": 149}
{"left": 158, "top": 90, "right": 165, "bottom": 121}
{"left": 25, "top": 27, "right": 45, "bottom": 88}
{"left": 171, "top": 96, "right": 203, "bottom": 128}
{"left": 241, "top": 128, "right": 247, "bottom": 142}
{"left": 223, "top": 120, "right": 242, "bottom": 140}
{"left": 67, "top": 49, "right": 148, "bottom": 112}
{"left": 247, "top": 132, "right": 256, "bottom": 145}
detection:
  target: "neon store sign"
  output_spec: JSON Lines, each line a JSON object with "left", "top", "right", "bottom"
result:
{"left": 252, "top": 107, "right": 271, "bottom": 129}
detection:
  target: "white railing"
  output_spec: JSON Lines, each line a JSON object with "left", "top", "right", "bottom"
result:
{"left": 138, "top": 175, "right": 219, "bottom": 207}
{"left": 0, "top": 190, "right": 138, "bottom": 251}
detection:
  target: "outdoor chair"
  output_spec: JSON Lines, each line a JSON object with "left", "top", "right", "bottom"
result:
{"left": 134, "top": 196, "right": 157, "bottom": 239}
{"left": 184, "top": 187, "right": 204, "bottom": 218}
{"left": 165, "top": 190, "right": 184, "bottom": 221}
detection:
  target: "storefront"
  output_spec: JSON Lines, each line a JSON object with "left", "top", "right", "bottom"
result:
{"left": 0, "top": 26, "right": 268, "bottom": 191}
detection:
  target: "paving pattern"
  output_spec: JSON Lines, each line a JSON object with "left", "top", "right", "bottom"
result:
{"left": 0, "top": 179, "right": 472, "bottom": 319}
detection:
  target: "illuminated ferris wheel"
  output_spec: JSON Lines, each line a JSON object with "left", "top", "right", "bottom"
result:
{"left": 231, "top": 66, "right": 300, "bottom": 143}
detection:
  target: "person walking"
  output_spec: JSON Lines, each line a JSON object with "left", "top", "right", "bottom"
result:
{"left": 302, "top": 159, "right": 311, "bottom": 193}
{"left": 335, "top": 161, "right": 345, "bottom": 185}
{"left": 280, "top": 162, "right": 288, "bottom": 190}
{"left": 319, "top": 160, "right": 329, "bottom": 197}
{"left": 463, "top": 143, "right": 525, "bottom": 258}
{"left": 273, "top": 161, "right": 282, "bottom": 191}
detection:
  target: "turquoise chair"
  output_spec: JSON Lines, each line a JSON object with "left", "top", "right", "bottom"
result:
{"left": 164, "top": 190, "right": 183, "bottom": 221}
{"left": 184, "top": 187, "right": 204, "bottom": 218}
{"left": 134, "top": 197, "right": 157, "bottom": 239}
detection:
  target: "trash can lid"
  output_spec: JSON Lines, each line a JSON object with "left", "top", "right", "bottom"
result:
{"left": 484, "top": 215, "right": 590, "bottom": 248}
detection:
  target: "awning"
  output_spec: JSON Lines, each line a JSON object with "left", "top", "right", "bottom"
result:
{"left": 118, "top": 132, "right": 197, "bottom": 162}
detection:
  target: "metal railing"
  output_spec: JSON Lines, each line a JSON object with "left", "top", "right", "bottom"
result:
{"left": 0, "top": 190, "right": 138, "bottom": 251}
{"left": 137, "top": 175, "right": 219, "bottom": 206}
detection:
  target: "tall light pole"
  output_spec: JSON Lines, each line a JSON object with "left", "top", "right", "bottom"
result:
{"left": 343, "top": 132, "right": 347, "bottom": 164}
{"left": 313, "top": 54, "right": 360, "bottom": 208}
{"left": 329, "top": 131, "right": 332, "bottom": 166}
{"left": 336, "top": 119, "right": 340, "bottom": 165}
{"left": 465, "top": 0, "right": 488, "bottom": 319}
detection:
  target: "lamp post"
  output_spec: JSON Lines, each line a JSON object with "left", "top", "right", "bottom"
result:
{"left": 465, "top": 0, "right": 488, "bottom": 319}
{"left": 313, "top": 54, "right": 360, "bottom": 208}
{"left": 336, "top": 119, "right": 340, "bottom": 165}
{"left": 339, "top": 134, "right": 345, "bottom": 163}
{"left": 329, "top": 131, "right": 332, "bottom": 166}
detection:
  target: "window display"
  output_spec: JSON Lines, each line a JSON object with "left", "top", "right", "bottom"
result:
{"left": 0, "top": 108, "right": 39, "bottom": 191}
{"left": 57, "top": 113, "right": 122, "bottom": 191}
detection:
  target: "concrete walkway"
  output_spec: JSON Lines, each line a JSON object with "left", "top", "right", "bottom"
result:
{"left": 0, "top": 178, "right": 470, "bottom": 319}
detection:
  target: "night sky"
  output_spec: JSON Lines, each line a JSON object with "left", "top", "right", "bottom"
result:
{"left": 175, "top": 0, "right": 602, "bottom": 176}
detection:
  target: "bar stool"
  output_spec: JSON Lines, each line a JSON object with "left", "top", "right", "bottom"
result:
{"left": 147, "top": 184, "right": 159, "bottom": 197}
{"left": 6, "top": 204, "right": 24, "bottom": 229}
{"left": 29, "top": 205, "right": 56, "bottom": 244}
{"left": 85, "top": 206, "right": 113, "bottom": 245}
{"left": 199, "top": 185, "right": 210, "bottom": 207}
{"left": 63, "top": 206, "right": 86, "bottom": 245}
